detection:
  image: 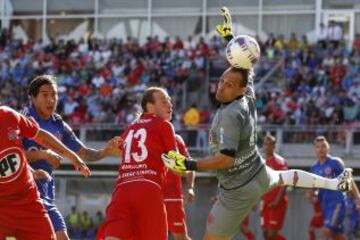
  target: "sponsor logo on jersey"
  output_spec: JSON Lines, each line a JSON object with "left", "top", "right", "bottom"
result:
{"left": 0, "top": 147, "right": 24, "bottom": 183}
{"left": 325, "top": 167, "right": 332, "bottom": 175}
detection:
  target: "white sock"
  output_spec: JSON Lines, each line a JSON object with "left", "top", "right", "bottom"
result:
{"left": 278, "top": 170, "right": 338, "bottom": 190}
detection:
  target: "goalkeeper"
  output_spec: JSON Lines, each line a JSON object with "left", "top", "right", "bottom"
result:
{"left": 162, "top": 7, "right": 356, "bottom": 240}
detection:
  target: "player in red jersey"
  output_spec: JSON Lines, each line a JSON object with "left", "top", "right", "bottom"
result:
{"left": 0, "top": 106, "right": 90, "bottom": 240}
{"left": 163, "top": 134, "right": 195, "bottom": 240}
{"left": 260, "top": 135, "right": 288, "bottom": 240}
{"left": 97, "top": 87, "right": 177, "bottom": 240}
{"left": 306, "top": 191, "right": 323, "bottom": 240}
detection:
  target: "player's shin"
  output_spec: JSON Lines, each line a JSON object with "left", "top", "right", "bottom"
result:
{"left": 277, "top": 170, "right": 340, "bottom": 190}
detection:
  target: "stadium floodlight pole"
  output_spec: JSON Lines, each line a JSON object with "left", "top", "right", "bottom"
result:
{"left": 1, "top": 0, "right": 5, "bottom": 29}
{"left": 258, "top": 0, "right": 263, "bottom": 35}
{"left": 315, "top": 0, "right": 322, "bottom": 39}
{"left": 202, "top": 0, "right": 206, "bottom": 37}
{"left": 42, "top": 0, "right": 47, "bottom": 43}
{"left": 94, "top": 0, "right": 99, "bottom": 35}
{"left": 147, "top": 0, "right": 152, "bottom": 36}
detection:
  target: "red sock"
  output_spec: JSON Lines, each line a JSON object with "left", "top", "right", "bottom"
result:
{"left": 275, "top": 235, "right": 285, "bottom": 240}
{"left": 309, "top": 230, "right": 315, "bottom": 240}
{"left": 244, "top": 232, "right": 255, "bottom": 240}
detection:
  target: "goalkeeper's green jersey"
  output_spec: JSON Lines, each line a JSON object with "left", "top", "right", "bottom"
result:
{"left": 209, "top": 77, "right": 265, "bottom": 190}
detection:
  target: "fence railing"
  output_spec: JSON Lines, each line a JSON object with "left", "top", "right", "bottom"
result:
{"left": 74, "top": 123, "right": 360, "bottom": 161}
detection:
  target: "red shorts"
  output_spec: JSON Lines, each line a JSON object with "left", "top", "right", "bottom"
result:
{"left": 241, "top": 216, "right": 250, "bottom": 228}
{"left": 165, "top": 200, "right": 187, "bottom": 234}
{"left": 261, "top": 199, "right": 288, "bottom": 230}
{"left": 310, "top": 214, "right": 323, "bottom": 228}
{"left": 0, "top": 198, "right": 55, "bottom": 240}
{"left": 97, "top": 180, "right": 167, "bottom": 240}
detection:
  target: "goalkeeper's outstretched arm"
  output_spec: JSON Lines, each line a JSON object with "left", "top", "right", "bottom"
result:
{"left": 216, "top": 6, "right": 234, "bottom": 42}
{"left": 217, "top": 7, "right": 256, "bottom": 97}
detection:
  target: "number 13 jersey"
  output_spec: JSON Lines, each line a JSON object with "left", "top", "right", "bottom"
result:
{"left": 117, "top": 114, "right": 177, "bottom": 189}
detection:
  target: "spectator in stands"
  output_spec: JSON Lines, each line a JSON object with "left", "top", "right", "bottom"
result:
{"left": 184, "top": 35, "right": 197, "bottom": 50}
{"left": 174, "top": 36, "right": 184, "bottom": 49}
{"left": 322, "top": 52, "right": 335, "bottom": 68}
{"left": 265, "top": 33, "right": 276, "bottom": 48}
{"left": 2, "top": 25, "right": 360, "bottom": 130}
{"left": 327, "top": 20, "right": 343, "bottom": 49}
{"left": 267, "top": 102, "right": 286, "bottom": 124}
{"left": 343, "top": 99, "right": 358, "bottom": 123}
{"left": 183, "top": 103, "right": 201, "bottom": 147}
{"left": 196, "top": 108, "right": 210, "bottom": 153}
{"left": 183, "top": 104, "right": 200, "bottom": 128}
{"left": 94, "top": 211, "right": 105, "bottom": 232}
{"left": 63, "top": 95, "right": 79, "bottom": 118}
{"left": 287, "top": 32, "right": 299, "bottom": 50}
{"left": 299, "top": 35, "right": 309, "bottom": 50}
{"left": 353, "top": 33, "right": 360, "bottom": 50}
{"left": 79, "top": 210, "right": 93, "bottom": 239}
{"left": 317, "top": 23, "right": 328, "bottom": 49}
{"left": 274, "top": 34, "right": 285, "bottom": 50}
{"left": 66, "top": 206, "right": 81, "bottom": 239}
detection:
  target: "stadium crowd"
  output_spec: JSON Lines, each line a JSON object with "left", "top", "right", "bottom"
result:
{"left": 66, "top": 207, "right": 104, "bottom": 239}
{"left": 0, "top": 28, "right": 360, "bottom": 128}
{"left": 255, "top": 32, "right": 360, "bottom": 127}
{"left": 0, "top": 28, "right": 214, "bottom": 126}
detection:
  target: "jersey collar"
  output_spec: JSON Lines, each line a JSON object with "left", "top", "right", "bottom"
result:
{"left": 222, "top": 95, "right": 244, "bottom": 106}
{"left": 141, "top": 113, "right": 157, "bottom": 119}
{"left": 29, "top": 105, "right": 57, "bottom": 123}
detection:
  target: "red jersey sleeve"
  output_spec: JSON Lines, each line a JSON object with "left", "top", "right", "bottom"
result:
{"left": 175, "top": 134, "right": 190, "bottom": 159}
{"left": 161, "top": 120, "right": 176, "bottom": 152}
{"left": 8, "top": 107, "right": 40, "bottom": 139}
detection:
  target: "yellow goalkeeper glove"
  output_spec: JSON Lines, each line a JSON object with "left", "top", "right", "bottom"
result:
{"left": 161, "top": 150, "right": 197, "bottom": 175}
{"left": 216, "top": 6, "right": 234, "bottom": 42}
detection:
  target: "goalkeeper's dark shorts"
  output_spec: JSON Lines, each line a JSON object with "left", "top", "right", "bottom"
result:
{"left": 165, "top": 199, "right": 187, "bottom": 234}
{"left": 97, "top": 180, "right": 168, "bottom": 240}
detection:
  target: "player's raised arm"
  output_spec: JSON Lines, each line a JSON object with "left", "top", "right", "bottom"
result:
{"left": 216, "top": 7, "right": 259, "bottom": 99}
{"left": 216, "top": 6, "right": 234, "bottom": 42}
{"left": 33, "top": 129, "right": 90, "bottom": 177}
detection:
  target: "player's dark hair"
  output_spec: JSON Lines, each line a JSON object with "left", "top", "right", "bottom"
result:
{"left": 141, "top": 87, "right": 166, "bottom": 113}
{"left": 28, "top": 75, "right": 57, "bottom": 97}
{"left": 313, "top": 136, "right": 329, "bottom": 145}
{"left": 229, "top": 67, "right": 251, "bottom": 87}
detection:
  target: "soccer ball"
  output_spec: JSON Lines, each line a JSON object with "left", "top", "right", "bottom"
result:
{"left": 225, "top": 35, "right": 260, "bottom": 69}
